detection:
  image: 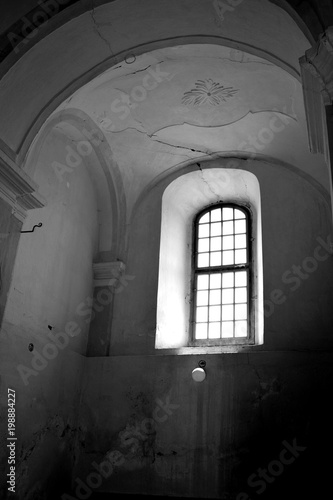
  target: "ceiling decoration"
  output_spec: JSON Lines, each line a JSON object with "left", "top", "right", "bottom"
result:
{"left": 65, "top": 44, "right": 297, "bottom": 138}
{"left": 182, "top": 79, "right": 239, "bottom": 106}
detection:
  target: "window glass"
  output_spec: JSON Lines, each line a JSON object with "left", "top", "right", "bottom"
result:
{"left": 194, "top": 205, "right": 250, "bottom": 342}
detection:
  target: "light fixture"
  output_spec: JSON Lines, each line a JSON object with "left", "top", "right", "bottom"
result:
{"left": 192, "top": 360, "right": 206, "bottom": 382}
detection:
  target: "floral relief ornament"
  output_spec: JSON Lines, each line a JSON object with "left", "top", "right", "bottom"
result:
{"left": 182, "top": 78, "right": 239, "bottom": 106}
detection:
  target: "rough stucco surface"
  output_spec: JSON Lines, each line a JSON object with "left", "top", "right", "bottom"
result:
{"left": 65, "top": 158, "right": 333, "bottom": 498}
{"left": 0, "top": 199, "right": 21, "bottom": 325}
{"left": 0, "top": 129, "right": 99, "bottom": 498}
{"left": 0, "top": 0, "right": 310, "bottom": 155}
{"left": 3, "top": 115, "right": 331, "bottom": 499}
{"left": 110, "top": 158, "right": 333, "bottom": 354}
{"left": 77, "top": 351, "right": 333, "bottom": 499}
{"left": 1, "top": 1, "right": 333, "bottom": 499}
{"left": 40, "top": 43, "right": 329, "bottom": 206}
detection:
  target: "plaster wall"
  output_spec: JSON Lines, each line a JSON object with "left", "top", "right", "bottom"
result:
{"left": 0, "top": 198, "right": 22, "bottom": 324}
{"left": 0, "top": 0, "right": 310, "bottom": 156}
{"left": 77, "top": 351, "right": 333, "bottom": 499}
{"left": 0, "top": 129, "right": 99, "bottom": 499}
{"left": 110, "top": 159, "right": 333, "bottom": 355}
{"left": 71, "top": 159, "right": 333, "bottom": 497}
{"left": 0, "top": 1, "right": 332, "bottom": 499}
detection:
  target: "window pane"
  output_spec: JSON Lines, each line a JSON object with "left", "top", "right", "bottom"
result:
{"left": 235, "top": 249, "right": 247, "bottom": 264}
{"left": 210, "top": 208, "right": 221, "bottom": 222}
{"left": 209, "top": 306, "right": 221, "bottom": 322}
{"left": 222, "top": 235, "right": 234, "bottom": 250}
{"left": 235, "top": 219, "right": 246, "bottom": 234}
{"left": 211, "top": 222, "right": 222, "bottom": 237}
{"left": 197, "top": 290, "right": 208, "bottom": 306}
{"left": 222, "top": 250, "right": 234, "bottom": 265}
{"left": 222, "top": 288, "right": 234, "bottom": 304}
{"left": 194, "top": 205, "right": 250, "bottom": 343}
{"left": 200, "top": 212, "right": 210, "bottom": 224}
{"left": 223, "top": 221, "right": 233, "bottom": 235}
{"left": 235, "top": 320, "right": 248, "bottom": 337}
{"left": 235, "top": 271, "right": 247, "bottom": 287}
{"left": 210, "top": 273, "right": 221, "bottom": 289}
{"left": 211, "top": 237, "right": 222, "bottom": 251}
{"left": 235, "top": 287, "right": 247, "bottom": 303}
{"left": 196, "top": 306, "right": 208, "bottom": 322}
{"left": 235, "top": 304, "right": 247, "bottom": 320}
{"left": 210, "top": 289, "right": 221, "bottom": 305}
{"left": 197, "top": 274, "right": 209, "bottom": 290}
{"left": 222, "top": 207, "right": 234, "bottom": 220}
{"left": 234, "top": 209, "right": 246, "bottom": 220}
{"left": 222, "top": 321, "right": 234, "bottom": 338}
{"left": 198, "top": 253, "right": 209, "bottom": 268}
{"left": 222, "top": 305, "right": 233, "bottom": 321}
{"left": 210, "top": 252, "right": 222, "bottom": 266}
{"left": 222, "top": 272, "right": 234, "bottom": 288}
{"left": 208, "top": 322, "right": 221, "bottom": 338}
{"left": 196, "top": 323, "right": 207, "bottom": 339}
{"left": 198, "top": 238, "right": 210, "bottom": 253}
{"left": 235, "top": 234, "right": 246, "bottom": 249}
{"left": 198, "top": 224, "right": 209, "bottom": 238}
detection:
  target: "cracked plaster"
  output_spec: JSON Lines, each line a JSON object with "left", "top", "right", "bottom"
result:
{"left": 59, "top": 46, "right": 298, "bottom": 135}
{"left": 42, "top": 43, "right": 330, "bottom": 218}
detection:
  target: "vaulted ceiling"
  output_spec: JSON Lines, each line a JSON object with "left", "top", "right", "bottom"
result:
{"left": 1, "top": 0, "right": 332, "bottom": 65}
{"left": 0, "top": 0, "right": 331, "bottom": 215}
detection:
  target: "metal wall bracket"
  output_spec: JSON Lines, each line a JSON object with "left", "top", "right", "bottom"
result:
{"left": 20, "top": 222, "right": 42, "bottom": 233}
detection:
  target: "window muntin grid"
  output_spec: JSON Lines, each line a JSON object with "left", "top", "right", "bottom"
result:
{"left": 193, "top": 205, "right": 250, "bottom": 342}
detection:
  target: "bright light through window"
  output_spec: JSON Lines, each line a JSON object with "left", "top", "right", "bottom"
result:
{"left": 193, "top": 205, "right": 250, "bottom": 342}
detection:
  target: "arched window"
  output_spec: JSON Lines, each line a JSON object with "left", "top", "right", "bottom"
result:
{"left": 192, "top": 204, "right": 253, "bottom": 344}
{"left": 155, "top": 167, "right": 263, "bottom": 351}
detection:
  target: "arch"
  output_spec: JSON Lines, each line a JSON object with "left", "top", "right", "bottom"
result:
{"left": 0, "top": 0, "right": 316, "bottom": 68}
{"left": 155, "top": 166, "right": 263, "bottom": 350}
{"left": 0, "top": 0, "right": 312, "bottom": 159}
{"left": 23, "top": 109, "right": 126, "bottom": 256}
{"left": 131, "top": 153, "right": 332, "bottom": 223}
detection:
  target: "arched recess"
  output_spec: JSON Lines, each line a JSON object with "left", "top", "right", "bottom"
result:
{"left": 23, "top": 109, "right": 126, "bottom": 258}
{"left": 109, "top": 154, "right": 333, "bottom": 357}
{"left": 3, "top": 105, "right": 130, "bottom": 355}
{"left": 156, "top": 167, "right": 263, "bottom": 350}
{"left": 131, "top": 152, "right": 332, "bottom": 220}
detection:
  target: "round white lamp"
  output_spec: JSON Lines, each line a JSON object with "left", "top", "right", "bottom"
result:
{"left": 192, "top": 361, "right": 206, "bottom": 382}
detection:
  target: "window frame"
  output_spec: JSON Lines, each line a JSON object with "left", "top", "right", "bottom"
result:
{"left": 190, "top": 202, "right": 254, "bottom": 346}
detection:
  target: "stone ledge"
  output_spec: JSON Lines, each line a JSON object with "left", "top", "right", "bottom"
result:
{"left": 0, "top": 149, "right": 45, "bottom": 221}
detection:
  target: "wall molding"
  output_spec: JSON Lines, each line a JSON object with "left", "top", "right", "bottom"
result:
{"left": 93, "top": 261, "right": 126, "bottom": 288}
{"left": 300, "top": 27, "right": 333, "bottom": 156}
{"left": 0, "top": 149, "right": 45, "bottom": 222}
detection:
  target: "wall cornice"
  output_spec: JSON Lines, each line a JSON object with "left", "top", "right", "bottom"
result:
{"left": 0, "top": 149, "right": 45, "bottom": 222}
